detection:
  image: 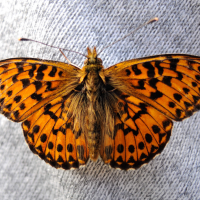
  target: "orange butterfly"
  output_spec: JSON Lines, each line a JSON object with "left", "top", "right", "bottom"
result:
{"left": 0, "top": 45, "right": 200, "bottom": 170}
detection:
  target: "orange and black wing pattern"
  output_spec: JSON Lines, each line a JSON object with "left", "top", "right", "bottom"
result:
{"left": 0, "top": 58, "right": 89, "bottom": 169}
{"left": 1, "top": 54, "right": 200, "bottom": 171}
{"left": 102, "top": 54, "right": 200, "bottom": 170}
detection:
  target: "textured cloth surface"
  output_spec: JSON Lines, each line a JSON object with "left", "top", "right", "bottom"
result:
{"left": 0, "top": 0, "right": 200, "bottom": 199}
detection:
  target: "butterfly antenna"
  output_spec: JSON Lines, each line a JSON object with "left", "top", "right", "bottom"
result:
{"left": 98, "top": 17, "right": 158, "bottom": 55}
{"left": 19, "top": 38, "right": 87, "bottom": 58}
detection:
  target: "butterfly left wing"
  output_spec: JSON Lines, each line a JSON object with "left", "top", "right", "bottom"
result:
{"left": 102, "top": 54, "right": 200, "bottom": 169}
{"left": 0, "top": 58, "right": 80, "bottom": 121}
{"left": 0, "top": 58, "right": 89, "bottom": 169}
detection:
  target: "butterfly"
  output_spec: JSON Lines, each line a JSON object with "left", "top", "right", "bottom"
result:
{"left": 0, "top": 46, "right": 200, "bottom": 170}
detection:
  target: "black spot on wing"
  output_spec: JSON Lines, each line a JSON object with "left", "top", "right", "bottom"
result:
{"left": 24, "top": 120, "right": 31, "bottom": 129}
{"left": 162, "top": 77, "right": 172, "bottom": 86}
{"left": 57, "top": 155, "right": 64, "bottom": 163}
{"left": 7, "top": 90, "right": 12, "bottom": 97}
{"left": 184, "top": 101, "right": 192, "bottom": 109}
{"left": 175, "top": 109, "right": 182, "bottom": 118}
{"left": 14, "top": 95, "right": 21, "bottom": 103}
{"left": 17, "top": 64, "right": 24, "bottom": 73}
{"left": 5, "top": 104, "right": 12, "bottom": 111}
{"left": 0, "top": 85, "right": 5, "bottom": 90}
{"left": 152, "top": 125, "right": 160, "bottom": 134}
{"left": 125, "top": 69, "right": 131, "bottom": 76}
{"left": 155, "top": 61, "right": 164, "bottom": 75}
{"left": 139, "top": 153, "right": 148, "bottom": 160}
{"left": 148, "top": 78, "right": 159, "bottom": 89}
{"left": 131, "top": 80, "right": 145, "bottom": 89}
{"left": 183, "top": 88, "right": 190, "bottom": 94}
{"left": 58, "top": 71, "right": 63, "bottom": 77}
{"left": 13, "top": 110, "right": 19, "bottom": 119}
{"left": 132, "top": 65, "right": 142, "bottom": 75}
{"left": 138, "top": 142, "right": 144, "bottom": 150}
{"left": 117, "top": 144, "right": 124, "bottom": 153}
{"left": 116, "top": 156, "right": 123, "bottom": 162}
{"left": 195, "top": 75, "right": 200, "bottom": 81}
{"left": 33, "top": 81, "right": 43, "bottom": 90}
{"left": 45, "top": 82, "right": 57, "bottom": 92}
{"left": 21, "top": 79, "right": 30, "bottom": 88}
{"left": 29, "top": 64, "right": 36, "bottom": 78}
{"left": 36, "top": 65, "right": 48, "bottom": 80}
{"left": 142, "top": 62, "right": 155, "bottom": 77}
{"left": 0, "top": 97, "right": 5, "bottom": 104}
{"left": 19, "top": 103, "right": 26, "bottom": 110}
{"left": 150, "top": 91, "right": 163, "bottom": 100}
{"left": 57, "top": 144, "right": 63, "bottom": 152}
{"left": 169, "top": 59, "right": 179, "bottom": 70}
{"left": 123, "top": 126, "right": 134, "bottom": 136}
{"left": 33, "top": 125, "right": 40, "bottom": 133}
{"left": 46, "top": 152, "right": 53, "bottom": 160}
{"left": 162, "top": 120, "right": 171, "bottom": 129}
{"left": 177, "top": 72, "right": 183, "bottom": 81}
{"left": 192, "top": 82, "right": 197, "bottom": 87}
{"left": 173, "top": 93, "right": 182, "bottom": 102}
{"left": 48, "top": 142, "right": 53, "bottom": 149}
{"left": 36, "top": 145, "right": 43, "bottom": 153}
{"left": 12, "top": 75, "right": 18, "bottom": 83}
{"left": 15, "top": 62, "right": 23, "bottom": 69}
{"left": 169, "top": 101, "right": 175, "bottom": 108}
{"left": 145, "top": 133, "right": 152, "bottom": 143}
{"left": 128, "top": 145, "right": 135, "bottom": 153}
{"left": 127, "top": 156, "right": 135, "bottom": 163}
{"left": 48, "top": 66, "right": 57, "bottom": 77}
{"left": 40, "top": 134, "right": 47, "bottom": 142}
{"left": 31, "top": 93, "right": 42, "bottom": 101}
{"left": 43, "top": 110, "right": 58, "bottom": 121}
{"left": 193, "top": 95, "right": 200, "bottom": 104}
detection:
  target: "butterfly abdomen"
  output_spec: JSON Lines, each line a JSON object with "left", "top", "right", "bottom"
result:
{"left": 85, "top": 69, "right": 104, "bottom": 160}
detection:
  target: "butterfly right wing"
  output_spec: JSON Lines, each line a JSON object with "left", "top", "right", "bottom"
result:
{"left": 101, "top": 54, "right": 200, "bottom": 170}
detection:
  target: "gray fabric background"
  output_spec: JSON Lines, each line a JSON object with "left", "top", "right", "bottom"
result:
{"left": 0, "top": 0, "right": 200, "bottom": 199}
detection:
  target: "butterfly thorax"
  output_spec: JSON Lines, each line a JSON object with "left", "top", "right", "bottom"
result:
{"left": 82, "top": 47, "right": 105, "bottom": 160}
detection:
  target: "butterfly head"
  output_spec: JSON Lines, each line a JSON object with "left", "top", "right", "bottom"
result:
{"left": 83, "top": 47, "right": 103, "bottom": 71}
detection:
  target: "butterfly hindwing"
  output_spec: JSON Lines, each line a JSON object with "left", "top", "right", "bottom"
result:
{"left": 22, "top": 95, "right": 89, "bottom": 169}
{"left": 100, "top": 91, "right": 173, "bottom": 170}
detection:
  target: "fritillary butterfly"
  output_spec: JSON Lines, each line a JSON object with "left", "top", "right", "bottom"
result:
{"left": 0, "top": 46, "right": 200, "bottom": 170}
